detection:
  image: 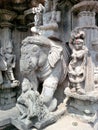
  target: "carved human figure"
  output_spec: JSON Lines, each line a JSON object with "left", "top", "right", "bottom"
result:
{"left": 3, "top": 41, "right": 19, "bottom": 85}
{"left": 17, "top": 78, "right": 35, "bottom": 119}
{"left": 34, "top": 3, "right": 45, "bottom": 26}
{"left": 17, "top": 78, "right": 48, "bottom": 122}
{"left": 68, "top": 30, "right": 88, "bottom": 94}
{"left": 0, "top": 47, "right": 7, "bottom": 84}
{"left": 31, "top": 3, "right": 45, "bottom": 35}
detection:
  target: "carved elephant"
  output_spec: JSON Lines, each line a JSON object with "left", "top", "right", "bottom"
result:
{"left": 20, "top": 35, "right": 70, "bottom": 111}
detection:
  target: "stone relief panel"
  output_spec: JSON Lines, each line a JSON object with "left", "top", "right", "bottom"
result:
{"left": 15, "top": 34, "right": 70, "bottom": 129}
{"left": 1, "top": 0, "right": 98, "bottom": 130}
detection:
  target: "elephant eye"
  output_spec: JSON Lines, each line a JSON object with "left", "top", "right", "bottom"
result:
{"left": 32, "top": 45, "right": 39, "bottom": 52}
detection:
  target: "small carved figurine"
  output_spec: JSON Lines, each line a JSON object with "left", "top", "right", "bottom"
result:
{"left": 68, "top": 29, "right": 88, "bottom": 94}
{"left": 17, "top": 78, "right": 48, "bottom": 122}
{"left": 4, "top": 41, "right": 19, "bottom": 85}
{"left": 17, "top": 78, "right": 34, "bottom": 120}
{"left": 0, "top": 47, "right": 7, "bottom": 84}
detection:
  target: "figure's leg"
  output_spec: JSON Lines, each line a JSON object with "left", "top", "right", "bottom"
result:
{"left": 76, "top": 83, "right": 85, "bottom": 94}
{"left": 16, "top": 103, "right": 27, "bottom": 119}
{"left": 6, "top": 68, "right": 15, "bottom": 81}
{"left": 27, "top": 99, "right": 35, "bottom": 119}
{"left": 0, "top": 71, "right": 3, "bottom": 84}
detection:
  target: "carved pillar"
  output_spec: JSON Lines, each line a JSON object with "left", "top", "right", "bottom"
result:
{"left": 0, "top": 9, "right": 17, "bottom": 49}
{"left": 11, "top": 0, "right": 27, "bottom": 31}
{"left": 0, "top": 9, "right": 18, "bottom": 110}
{"left": 72, "top": 1, "right": 98, "bottom": 49}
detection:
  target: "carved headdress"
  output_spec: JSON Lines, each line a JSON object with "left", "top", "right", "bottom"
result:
{"left": 69, "top": 28, "right": 85, "bottom": 45}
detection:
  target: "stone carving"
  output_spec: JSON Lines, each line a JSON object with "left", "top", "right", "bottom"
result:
{"left": 16, "top": 78, "right": 49, "bottom": 124}
{"left": 0, "top": 47, "right": 7, "bottom": 84}
{"left": 0, "top": 40, "right": 19, "bottom": 88}
{"left": 30, "top": 0, "right": 61, "bottom": 38}
{"left": 39, "top": 0, "right": 61, "bottom": 38}
{"left": 44, "top": 0, "right": 51, "bottom": 12}
{"left": 30, "top": 3, "right": 45, "bottom": 36}
{"left": 15, "top": 35, "right": 70, "bottom": 129}
{"left": 64, "top": 29, "right": 98, "bottom": 126}
{"left": 4, "top": 41, "right": 16, "bottom": 83}
{"left": 20, "top": 35, "right": 69, "bottom": 112}
{"left": 33, "top": 3, "right": 45, "bottom": 26}
{"left": 16, "top": 78, "right": 53, "bottom": 129}
{"left": 67, "top": 29, "right": 88, "bottom": 94}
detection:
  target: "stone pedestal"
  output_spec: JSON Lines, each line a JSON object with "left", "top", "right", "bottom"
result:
{"left": 0, "top": 88, "right": 17, "bottom": 110}
{"left": 40, "top": 10, "right": 61, "bottom": 39}
{"left": 65, "top": 87, "right": 98, "bottom": 123}
{"left": 11, "top": 105, "right": 66, "bottom": 130}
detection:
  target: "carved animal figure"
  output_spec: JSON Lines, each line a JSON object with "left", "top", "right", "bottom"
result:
{"left": 20, "top": 35, "right": 70, "bottom": 111}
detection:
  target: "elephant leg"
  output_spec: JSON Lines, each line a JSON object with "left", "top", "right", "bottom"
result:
{"left": 41, "top": 76, "right": 58, "bottom": 111}
{"left": 40, "top": 62, "right": 62, "bottom": 111}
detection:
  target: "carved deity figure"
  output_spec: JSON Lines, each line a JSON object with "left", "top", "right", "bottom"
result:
{"left": 31, "top": 3, "right": 45, "bottom": 35}
{"left": 4, "top": 43, "right": 16, "bottom": 82}
{"left": 33, "top": 3, "right": 45, "bottom": 26}
{"left": 17, "top": 78, "right": 36, "bottom": 120}
{"left": 17, "top": 78, "right": 48, "bottom": 122}
{"left": 0, "top": 40, "right": 20, "bottom": 87}
{"left": 0, "top": 47, "right": 7, "bottom": 84}
{"left": 68, "top": 29, "right": 88, "bottom": 94}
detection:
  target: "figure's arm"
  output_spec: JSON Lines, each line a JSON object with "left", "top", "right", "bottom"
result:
{"left": 17, "top": 95, "right": 25, "bottom": 104}
{"left": 11, "top": 55, "right": 16, "bottom": 68}
{"left": 82, "top": 47, "right": 88, "bottom": 66}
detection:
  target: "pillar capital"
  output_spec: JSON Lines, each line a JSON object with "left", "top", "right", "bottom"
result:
{"left": 0, "top": 9, "right": 17, "bottom": 28}
{"left": 72, "top": 1, "right": 98, "bottom": 14}
{"left": 11, "top": 0, "right": 27, "bottom": 12}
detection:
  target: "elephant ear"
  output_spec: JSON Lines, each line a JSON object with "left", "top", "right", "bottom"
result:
{"left": 48, "top": 46, "right": 63, "bottom": 68}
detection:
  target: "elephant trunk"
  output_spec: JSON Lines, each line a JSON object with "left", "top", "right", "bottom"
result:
{"left": 20, "top": 57, "right": 38, "bottom": 75}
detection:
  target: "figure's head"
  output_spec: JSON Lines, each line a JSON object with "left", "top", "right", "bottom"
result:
{"left": 70, "top": 29, "right": 85, "bottom": 47}
{"left": 6, "top": 46, "right": 13, "bottom": 53}
{"left": 73, "top": 38, "right": 84, "bottom": 50}
{"left": 22, "top": 78, "right": 30, "bottom": 93}
{"left": 6, "top": 40, "right": 13, "bottom": 53}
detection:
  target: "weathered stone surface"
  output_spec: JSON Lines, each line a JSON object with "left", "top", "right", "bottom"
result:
{"left": 0, "top": 107, "right": 19, "bottom": 128}
{"left": 0, "top": 88, "right": 17, "bottom": 110}
{"left": 0, "top": 0, "right": 98, "bottom": 130}
{"left": 20, "top": 35, "right": 69, "bottom": 112}
{"left": 11, "top": 104, "right": 66, "bottom": 130}
{"left": 65, "top": 87, "right": 98, "bottom": 123}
